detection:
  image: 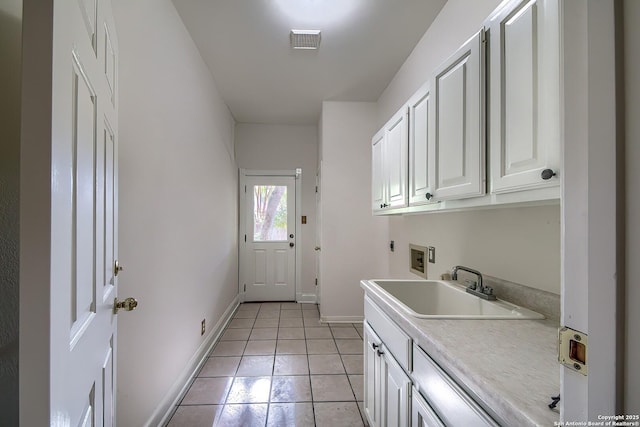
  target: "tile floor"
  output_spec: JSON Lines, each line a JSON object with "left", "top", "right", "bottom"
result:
{"left": 166, "top": 302, "right": 367, "bottom": 427}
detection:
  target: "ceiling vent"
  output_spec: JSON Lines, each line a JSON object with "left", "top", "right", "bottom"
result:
{"left": 290, "top": 29, "right": 321, "bottom": 50}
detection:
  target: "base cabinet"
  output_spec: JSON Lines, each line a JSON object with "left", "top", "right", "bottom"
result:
{"left": 363, "top": 295, "right": 500, "bottom": 427}
{"left": 364, "top": 322, "right": 411, "bottom": 427}
{"left": 412, "top": 387, "right": 445, "bottom": 427}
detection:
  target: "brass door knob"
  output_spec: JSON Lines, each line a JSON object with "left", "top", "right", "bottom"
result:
{"left": 114, "top": 297, "right": 138, "bottom": 314}
{"left": 114, "top": 260, "right": 124, "bottom": 276}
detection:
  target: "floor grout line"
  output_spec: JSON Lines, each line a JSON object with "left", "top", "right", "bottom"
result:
{"left": 169, "top": 303, "right": 365, "bottom": 427}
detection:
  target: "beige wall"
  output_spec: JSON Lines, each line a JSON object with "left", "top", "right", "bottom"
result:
{"left": 113, "top": 0, "right": 237, "bottom": 424}
{"left": 377, "top": 0, "right": 503, "bottom": 127}
{"left": 388, "top": 206, "right": 561, "bottom": 293}
{"left": 235, "top": 123, "right": 319, "bottom": 299}
{"left": 0, "top": 0, "right": 21, "bottom": 424}
{"left": 319, "top": 101, "right": 389, "bottom": 319}
{"left": 376, "top": 0, "right": 562, "bottom": 295}
{"left": 624, "top": 0, "right": 640, "bottom": 414}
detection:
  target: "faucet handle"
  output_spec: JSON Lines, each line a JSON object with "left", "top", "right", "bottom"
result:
{"left": 464, "top": 280, "right": 477, "bottom": 290}
{"left": 483, "top": 286, "right": 494, "bottom": 296}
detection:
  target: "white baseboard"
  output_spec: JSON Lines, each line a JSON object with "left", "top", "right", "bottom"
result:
{"left": 147, "top": 295, "right": 240, "bottom": 427}
{"left": 320, "top": 315, "right": 364, "bottom": 324}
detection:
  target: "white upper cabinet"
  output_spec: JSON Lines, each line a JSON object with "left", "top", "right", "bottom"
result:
{"left": 429, "top": 29, "right": 486, "bottom": 201}
{"left": 488, "top": 0, "right": 560, "bottom": 193}
{"left": 385, "top": 109, "right": 409, "bottom": 208}
{"left": 372, "top": 129, "right": 386, "bottom": 212}
{"left": 408, "top": 82, "right": 434, "bottom": 206}
{"left": 372, "top": 107, "right": 409, "bottom": 211}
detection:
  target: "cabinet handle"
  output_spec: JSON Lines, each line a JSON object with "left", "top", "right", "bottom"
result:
{"left": 372, "top": 343, "right": 379, "bottom": 350}
{"left": 376, "top": 349, "right": 385, "bottom": 356}
{"left": 425, "top": 192, "right": 433, "bottom": 200}
{"left": 541, "top": 169, "right": 557, "bottom": 180}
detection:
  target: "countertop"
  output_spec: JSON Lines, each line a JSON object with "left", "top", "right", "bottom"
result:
{"left": 361, "top": 280, "right": 560, "bottom": 427}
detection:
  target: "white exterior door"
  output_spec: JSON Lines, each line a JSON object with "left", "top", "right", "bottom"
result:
{"left": 242, "top": 175, "right": 297, "bottom": 301}
{"left": 20, "top": 0, "right": 124, "bottom": 425}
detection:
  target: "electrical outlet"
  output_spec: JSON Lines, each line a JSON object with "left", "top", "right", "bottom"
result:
{"left": 201, "top": 319, "right": 206, "bottom": 336}
{"left": 428, "top": 246, "right": 436, "bottom": 263}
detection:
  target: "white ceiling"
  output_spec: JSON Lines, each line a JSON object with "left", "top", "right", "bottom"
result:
{"left": 171, "top": 0, "right": 447, "bottom": 125}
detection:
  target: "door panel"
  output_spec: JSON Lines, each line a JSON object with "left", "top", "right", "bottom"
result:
{"left": 386, "top": 112, "right": 408, "bottom": 207}
{"left": 489, "top": 0, "right": 560, "bottom": 193}
{"left": 382, "top": 349, "right": 411, "bottom": 427}
{"left": 102, "top": 120, "right": 116, "bottom": 301}
{"left": 363, "top": 323, "right": 381, "bottom": 426}
{"left": 437, "top": 60, "right": 466, "bottom": 187}
{"left": 243, "top": 176, "right": 296, "bottom": 301}
{"left": 371, "top": 130, "right": 385, "bottom": 211}
{"left": 429, "top": 30, "right": 485, "bottom": 201}
{"left": 408, "top": 83, "right": 432, "bottom": 205}
{"left": 102, "top": 339, "right": 114, "bottom": 426}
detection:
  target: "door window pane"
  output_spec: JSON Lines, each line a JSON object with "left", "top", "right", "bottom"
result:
{"left": 253, "top": 185, "right": 287, "bottom": 241}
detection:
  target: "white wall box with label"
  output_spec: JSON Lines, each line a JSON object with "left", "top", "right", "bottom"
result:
{"left": 487, "top": 0, "right": 561, "bottom": 194}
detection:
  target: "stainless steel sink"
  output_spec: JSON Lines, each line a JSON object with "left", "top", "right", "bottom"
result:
{"left": 361, "top": 279, "right": 544, "bottom": 319}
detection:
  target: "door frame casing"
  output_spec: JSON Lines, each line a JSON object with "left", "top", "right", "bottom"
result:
{"left": 238, "top": 169, "right": 302, "bottom": 302}
{"left": 560, "top": 0, "right": 622, "bottom": 420}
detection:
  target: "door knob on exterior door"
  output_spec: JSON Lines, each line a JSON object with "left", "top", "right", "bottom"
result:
{"left": 113, "top": 297, "right": 138, "bottom": 314}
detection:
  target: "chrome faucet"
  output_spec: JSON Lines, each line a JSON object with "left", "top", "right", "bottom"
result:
{"left": 451, "top": 265, "right": 496, "bottom": 301}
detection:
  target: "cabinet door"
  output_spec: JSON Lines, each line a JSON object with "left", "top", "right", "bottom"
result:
{"left": 380, "top": 346, "right": 411, "bottom": 427}
{"left": 412, "top": 388, "right": 445, "bottom": 427}
{"left": 372, "top": 129, "right": 386, "bottom": 211}
{"left": 429, "top": 29, "right": 485, "bottom": 201}
{"left": 488, "top": 0, "right": 560, "bottom": 193}
{"left": 408, "top": 83, "right": 434, "bottom": 206}
{"left": 364, "top": 322, "right": 383, "bottom": 426}
{"left": 385, "top": 109, "right": 409, "bottom": 208}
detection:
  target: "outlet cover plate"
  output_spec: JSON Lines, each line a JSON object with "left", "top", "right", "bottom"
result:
{"left": 428, "top": 246, "right": 436, "bottom": 263}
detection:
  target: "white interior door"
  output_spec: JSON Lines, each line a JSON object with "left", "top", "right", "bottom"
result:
{"left": 315, "top": 164, "right": 322, "bottom": 305}
{"left": 20, "top": 0, "right": 123, "bottom": 424}
{"left": 242, "top": 175, "right": 296, "bottom": 301}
